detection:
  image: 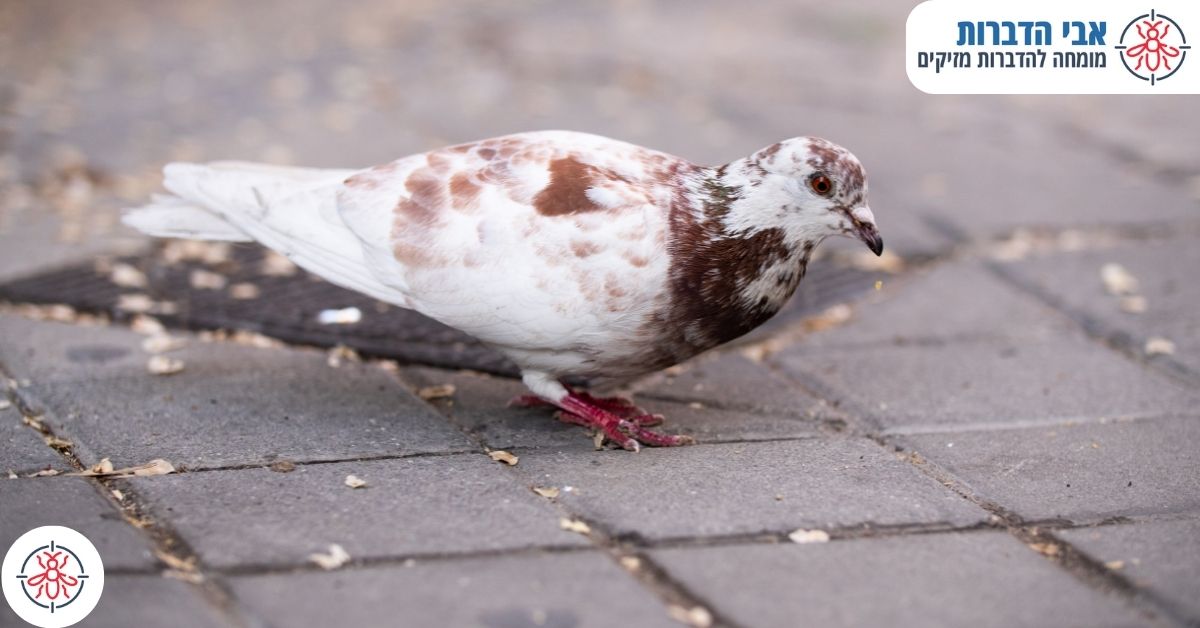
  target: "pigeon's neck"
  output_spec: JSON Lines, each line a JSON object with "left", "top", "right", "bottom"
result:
{"left": 659, "top": 159, "right": 817, "bottom": 358}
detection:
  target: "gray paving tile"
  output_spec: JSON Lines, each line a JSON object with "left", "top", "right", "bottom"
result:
{"left": 511, "top": 438, "right": 986, "bottom": 541}
{"left": 639, "top": 353, "right": 831, "bottom": 418}
{"left": 231, "top": 551, "right": 675, "bottom": 628}
{"left": 1058, "top": 518, "right": 1200, "bottom": 623}
{"left": 129, "top": 455, "right": 586, "bottom": 569}
{"left": 0, "top": 316, "right": 473, "bottom": 469}
{"left": 901, "top": 417, "right": 1200, "bottom": 523}
{"left": 0, "top": 401, "right": 71, "bottom": 474}
{"left": 82, "top": 575, "right": 234, "bottom": 628}
{"left": 0, "top": 477, "right": 157, "bottom": 571}
{"left": 651, "top": 531, "right": 1151, "bottom": 628}
{"left": 777, "top": 335, "right": 1199, "bottom": 431}
{"left": 803, "top": 262, "right": 1075, "bottom": 349}
{"left": 403, "top": 366, "right": 824, "bottom": 451}
{"left": 1005, "top": 239, "right": 1200, "bottom": 378}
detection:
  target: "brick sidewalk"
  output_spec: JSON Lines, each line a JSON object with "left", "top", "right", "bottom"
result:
{"left": 2, "top": 2, "right": 1199, "bottom": 627}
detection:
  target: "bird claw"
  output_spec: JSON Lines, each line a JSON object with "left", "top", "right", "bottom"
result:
{"left": 519, "top": 389, "right": 692, "bottom": 450}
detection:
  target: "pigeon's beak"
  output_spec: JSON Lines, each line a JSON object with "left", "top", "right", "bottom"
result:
{"left": 851, "top": 206, "right": 884, "bottom": 257}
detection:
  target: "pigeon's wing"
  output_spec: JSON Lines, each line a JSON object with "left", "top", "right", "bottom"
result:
{"left": 336, "top": 131, "right": 684, "bottom": 355}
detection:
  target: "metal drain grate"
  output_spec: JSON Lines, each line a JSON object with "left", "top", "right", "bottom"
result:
{"left": 0, "top": 243, "right": 877, "bottom": 377}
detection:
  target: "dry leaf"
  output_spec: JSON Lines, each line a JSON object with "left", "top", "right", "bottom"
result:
{"left": 7, "top": 470, "right": 18, "bottom": 480}
{"left": 1119, "top": 295, "right": 1147, "bottom": 314}
{"left": 155, "top": 550, "right": 197, "bottom": 572}
{"left": 162, "top": 569, "right": 205, "bottom": 584}
{"left": 788, "top": 529, "right": 831, "bottom": 544}
{"left": 147, "top": 355, "right": 185, "bottom": 375}
{"left": 26, "top": 468, "right": 60, "bottom": 478}
{"left": 1144, "top": 337, "right": 1176, "bottom": 356}
{"left": 667, "top": 605, "right": 713, "bottom": 628}
{"left": 142, "top": 335, "right": 186, "bottom": 354}
{"left": 124, "top": 459, "right": 176, "bottom": 477}
{"left": 533, "top": 486, "right": 560, "bottom": 499}
{"left": 1028, "top": 542, "right": 1060, "bottom": 557}
{"left": 229, "top": 282, "right": 261, "bottom": 300}
{"left": 344, "top": 474, "right": 368, "bottom": 489}
{"left": 110, "top": 263, "right": 147, "bottom": 288}
{"left": 559, "top": 518, "right": 591, "bottom": 535}
{"left": 317, "top": 307, "right": 362, "bottom": 325}
{"left": 309, "top": 544, "right": 351, "bottom": 570}
{"left": 89, "top": 458, "right": 114, "bottom": 475}
{"left": 189, "top": 269, "right": 227, "bottom": 290}
{"left": 1105, "top": 560, "right": 1125, "bottom": 570}
{"left": 488, "top": 450, "right": 519, "bottom": 466}
{"left": 1100, "top": 263, "right": 1138, "bottom": 296}
{"left": 270, "top": 460, "right": 296, "bottom": 473}
{"left": 417, "top": 384, "right": 456, "bottom": 400}
{"left": 619, "top": 556, "right": 641, "bottom": 571}
{"left": 688, "top": 402, "right": 704, "bottom": 410}
{"left": 22, "top": 415, "right": 47, "bottom": 432}
{"left": 111, "top": 489, "right": 125, "bottom": 501}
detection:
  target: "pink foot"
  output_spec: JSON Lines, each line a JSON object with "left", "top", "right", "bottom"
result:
{"left": 557, "top": 391, "right": 694, "bottom": 451}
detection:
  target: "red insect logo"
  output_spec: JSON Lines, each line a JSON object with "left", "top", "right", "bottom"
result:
{"left": 1116, "top": 10, "right": 1191, "bottom": 85}
{"left": 25, "top": 551, "right": 78, "bottom": 602}
{"left": 1126, "top": 20, "right": 1180, "bottom": 71}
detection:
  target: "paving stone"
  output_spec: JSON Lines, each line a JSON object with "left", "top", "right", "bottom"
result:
{"left": 81, "top": 575, "right": 234, "bottom": 628}
{"left": 511, "top": 438, "right": 986, "bottom": 541}
{"left": 1005, "top": 239, "right": 1200, "bottom": 378}
{"left": 777, "top": 335, "right": 1199, "bottom": 431}
{"left": 900, "top": 417, "right": 1200, "bottom": 524}
{"left": 0, "top": 400, "right": 71, "bottom": 474}
{"left": 231, "top": 551, "right": 674, "bottom": 628}
{"left": 1058, "top": 518, "right": 1200, "bottom": 623}
{"left": 803, "top": 262, "right": 1075, "bottom": 349}
{"left": 639, "top": 353, "right": 831, "bottom": 418}
{"left": 403, "top": 366, "right": 825, "bottom": 451}
{"left": 650, "top": 531, "right": 1151, "bottom": 628}
{"left": 0, "top": 315, "right": 473, "bottom": 469}
{"left": 0, "top": 477, "right": 157, "bottom": 571}
{"left": 129, "top": 455, "right": 586, "bottom": 569}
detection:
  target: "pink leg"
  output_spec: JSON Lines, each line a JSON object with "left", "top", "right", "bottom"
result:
{"left": 557, "top": 391, "right": 694, "bottom": 452}
{"left": 510, "top": 392, "right": 662, "bottom": 426}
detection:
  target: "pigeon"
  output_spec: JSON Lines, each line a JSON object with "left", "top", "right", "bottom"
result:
{"left": 124, "top": 130, "right": 882, "bottom": 451}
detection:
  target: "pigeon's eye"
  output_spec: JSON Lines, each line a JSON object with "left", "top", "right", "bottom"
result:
{"left": 809, "top": 174, "right": 833, "bottom": 197}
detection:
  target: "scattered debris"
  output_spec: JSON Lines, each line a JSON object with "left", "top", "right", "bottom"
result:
{"left": 788, "top": 528, "right": 831, "bottom": 544}
{"left": 326, "top": 344, "right": 360, "bottom": 368}
{"left": 688, "top": 402, "right": 705, "bottom": 410}
{"left": 1028, "top": 542, "right": 1061, "bottom": 557}
{"left": 1144, "top": 337, "right": 1176, "bottom": 356}
{"left": 1119, "top": 295, "right": 1147, "bottom": 314}
{"left": 261, "top": 250, "right": 298, "bottom": 276}
{"left": 532, "top": 486, "right": 560, "bottom": 499}
{"left": 111, "top": 489, "right": 124, "bottom": 501}
{"left": 130, "top": 314, "right": 167, "bottom": 335}
{"left": 147, "top": 355, "right": 185, "bottom": 375}
{"left": 559, "top": 518, "right": 591, "bottom": 535}
{"left": 188, "top": 269, "right": 227, "bottom": 290}
{"left": 874, "top": 280, "right": 883, "bottom": 291}
{"left": 27, "top": 468, "right": 61, "bottom": 478}
{"left": 269, "top": 460, "right": 296, "bottom": 473}
{"left": 154, "top": 550, "right": 197, "bottom": 573}
{"left": 488, "top": 450, "right": 519, "bottom": 466}
{"left": 229, "top": 282, "right": 261, "bottom": 300}
{"left": 161, "top": 240, "right": 232, "bottom": 265}
{"left": 43, "top": 435, "right": 73, "bottom": 451}
{"left": 1104, "top": 560, "right": 1125, "bottom": 571}
{"left": 593, "top": 430, "right": 607, "bottom": 450}
{"left": 8, "top": 470, "right": 18, "bottom": 479}
{"left": 308, "top": 544, "right": 351, "bottom": 570}
{"left": 109, "top": 263, "right": 148, "bottom": 288}
{"left": 72, "top": 458, "right": 175, "bottom": 478}
{"left": 1100, "top": 263, "right": 1138, "bottom": 296}
{"left": 317, "top": 307, "right": 362, "bottom": 325}
{"left": 228, "top": 330, "right": 283, "bottom": 349}
{"left": 142, "top": 334, "right": 186, "bottom": 354}
{"left": 344, "top": 474, "right": 368, "bottom": 489}
{"left": 0, "top": 400, "right": 10, "bottom": 411}
{"left": 667, "top": 605, "right": 714, "bottom": 628}
{"left": 416, "top": 384, "right": 456, "bottom": 401}
{"left": 619, "top": 556, "right": 641, "bottom": 572}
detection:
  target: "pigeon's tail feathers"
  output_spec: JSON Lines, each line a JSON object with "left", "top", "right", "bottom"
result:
{"left": 126, "top": 161, "right": 410, "bottom": 305}
{"left": 123, "top": 194, "right": 253, "bottom": 241}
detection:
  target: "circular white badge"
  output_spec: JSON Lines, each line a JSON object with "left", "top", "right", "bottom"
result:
{"left": 2, "top": 526, "right": 105, "bottom": 628}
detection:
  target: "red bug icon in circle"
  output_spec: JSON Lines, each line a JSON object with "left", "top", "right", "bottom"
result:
{"left": 3, "top": 526, "right": 105, "bottom": 628}
{"left": 1116, "top": 9, "right": 1191, "bottom": 85}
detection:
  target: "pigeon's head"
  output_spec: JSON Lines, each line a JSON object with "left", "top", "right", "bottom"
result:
{"left": 739, "top": 137, "right": 882, "bottom": 256}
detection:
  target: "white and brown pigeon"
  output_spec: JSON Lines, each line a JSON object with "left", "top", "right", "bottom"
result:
{"left": 124, "top": 130, "right": 882, "bottom": 451}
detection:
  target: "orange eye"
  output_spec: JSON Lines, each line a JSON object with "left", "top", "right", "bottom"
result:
{"left": 809, "top": 174, "right": 833, "bottom": 196}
